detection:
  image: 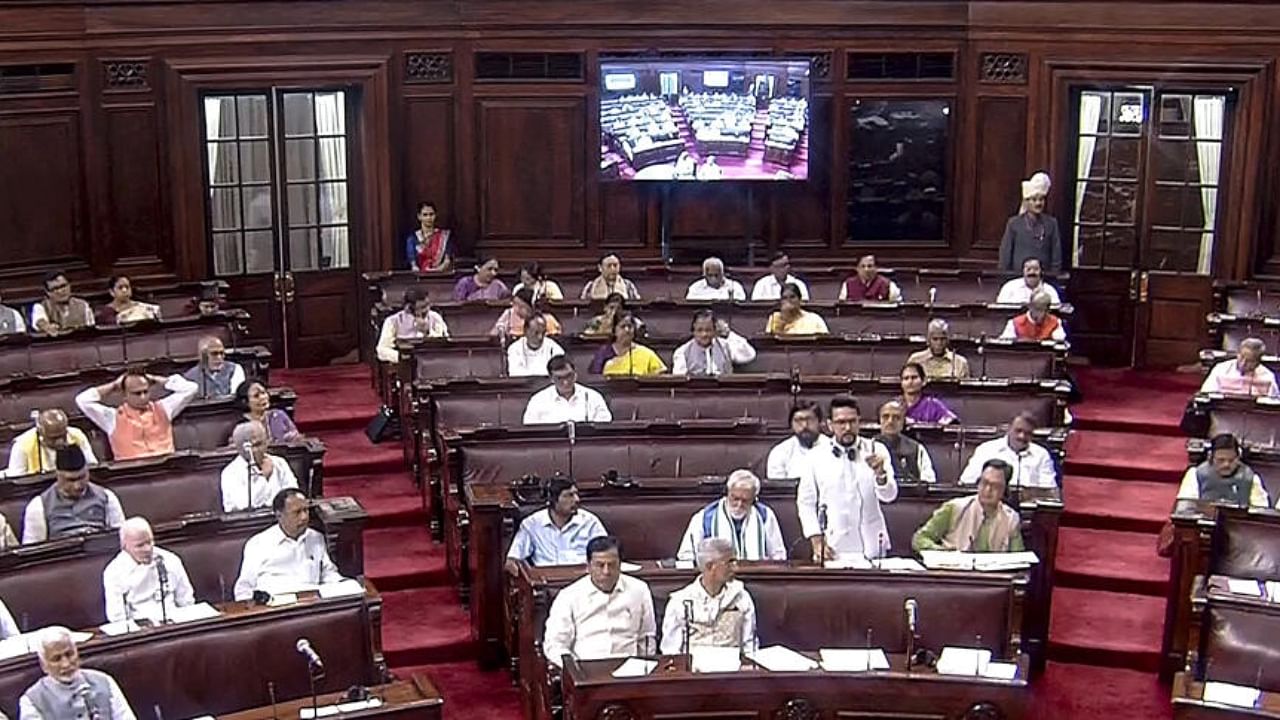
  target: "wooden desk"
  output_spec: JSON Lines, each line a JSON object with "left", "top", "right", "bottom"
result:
{"left": 220, "top": 674, "right": 443, "bottom": 720}
{"left": 1174, "top": 673, "right": 1280, "bottom": 718}
{"left": 563, "top": 654, "right": 1029, "bottom": 720}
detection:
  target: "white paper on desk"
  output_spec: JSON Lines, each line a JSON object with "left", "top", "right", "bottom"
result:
{"left": 166, "top": 603, "right": 222, "bottom": 624}
{"left": 690, "top": 646, "right": 741, "bottom": 673}
{"left": 266, "top": 592, "right": 299, "bottom": 607}
{"left": 98, "top": 620, "right": 141, "bottom": 636}
{"left": 1203, "top": 681, "right": 1262, "bottom": 708}
{"left": 973, "top": 551, "right": 1039, "bottom": 571}
{"left": 259, "top": 577, "right": 318, "bottom": 597}
{"left": 875, "top": 557, "right": 925, "bottom": 572}
{"left": 319, "top": 579, "right": 366, "bottom": 599}
{"left": 982, "top": 661, "right": 1019, "bottom": 681}
{"left": 0, "top": 635, "right": 32, "bottom": 660}
{"left": 936, "top": 647, "right": 992, "bottom": 676}
{"left": 819, "top": 648, "right": 889, "bottom": 672}
{"left": 920, "top": 551, "right": 973, "bottom": 571}
{"left": 619, "top": 562, "right": 642, "bottom": 573}
{"left": 1267, "top": 580, "right": 1280, "bottom": 603}
{"left": 747, "top": 645, "right": 819, "bottom": 672}
{"left": 674, "top": 560, "right": 695, "bottom": 570}
{"left": 611, "top": 657, "right": 657, "bottom": 678}
{"left": 1226, "top": 578, "right": 1264, "bottom": 597}
{"left": 298, "top": 698, "right": 383, "bottom": 718}
{"left": 824, "top": 556, "right": 872, "bottom": 570}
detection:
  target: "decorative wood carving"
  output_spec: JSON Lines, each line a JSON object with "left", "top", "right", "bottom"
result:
{"left": 980, "top": 53, "right": 1028, "bottom": 84}
{"left": 773, "top": 698, "right": 819, "bottom": 720}
{"left": 809, "top": 52, "right": 832, "bottom": 80}
{"left": 405, "top": 52, "right": 453, "bottom": 83}
{"left": 103, "top": 60, "right": 149, "bottom": 91}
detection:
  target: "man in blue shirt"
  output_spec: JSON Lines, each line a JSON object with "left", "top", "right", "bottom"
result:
{"left": 505, "top": 476, "right": 607, "bottom": 571}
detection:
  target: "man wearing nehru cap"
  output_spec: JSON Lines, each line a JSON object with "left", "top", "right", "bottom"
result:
{"left": 22, "top": 446, "right": 124, "bottom": 544}
{"left": 20, "top": 626, "right": 136, "bottom": 719}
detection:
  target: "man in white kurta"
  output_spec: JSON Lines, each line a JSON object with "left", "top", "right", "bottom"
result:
{"left": 766, "top": 401, "right": 832, "bottom": 479}
{"left": 1200, "top": 337, "right": 1279, "bottom": 398}
{"left": 0, "top": 596, "right": 20, "bottom": 639}
{"left": 220, "top": 421, "right": 299, "bottom": 512}
{"left": 522, "top": 356, "right": 612, "bottom": 425}
{"left": 20, "top": 626, "right": 136, "bottom": 720}
{"left": 102, "top": 517, "right": 195, "bottom": 623}
{"left": 233, "top": 488, "right": 345, "bottom": 600}
{"left": 542, "top": 536, "right": 656, "bottom": 667}
{"left": 685, "top": 257, "right": 746, "bottom": 301}
{"left": 996, "top": 258, "right": 1061, "bottom": 306}
{"left": 958, "top": 413, "right": 1058, "bottom": 489}
{"left": 797, "top": 398, "right": 898, "bottom": 561}
{"left": 750, "top": 253, "right": 810, "bottom": 301}
{"left": 506, "top": 315, "right": 565, "bottom": 377}
{"left": 676, "top": 470, "right": 786, "bottom": 562}
{"left": 661, "top": 538, "right": 758, "bottom": 655}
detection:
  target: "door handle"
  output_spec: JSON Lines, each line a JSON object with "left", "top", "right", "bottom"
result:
{"left": 272, "top": 274, "right": 283, "bottom": 302}
{"left": 284, "top": 272, "right": 296, "bottom": 303}
{"left": 1138, "top": 270, "right": 1150, "bottom": 303}
{"left": 1128, "top": 270, "right": 1139, "bottom": 301}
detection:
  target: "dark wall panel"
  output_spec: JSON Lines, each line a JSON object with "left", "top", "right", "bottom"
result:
{"left": 401, "top": 95, "right": 455, "bottom": 245}
{"left": 0, "top": 111, "right": 83, "bottom": 266}
{"left": 972, "top": 96, "right": 1028, "bottom": 253}
{"left": 103, "top": 103, "right": 167, "bottom": 266}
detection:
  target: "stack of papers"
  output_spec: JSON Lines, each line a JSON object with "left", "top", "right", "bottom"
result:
{"left": 982, "top": 662, "right": 1019, "bottom": 680}
{"left": 266, "top": 593, "right": 299, "bottom": 607}
{"left": 747, "top": 645, "right": 819, "bottom": 672}
{"left": 690, "top": 646, "right": 741, "bottom": 673}
{"left": 1226, "top": 578, "right": 1264, "bottom": 597}
{"left": 874, "top": 557, "right": 925, "bottom": 572}
{"left": 936, "top": 647, "right": 992, "bottom": 676}
{"left": 319, "top": 579, "right": 366, "bottom": 599}
{"left": 299, "top": 698, "right": 383, "bottom": 719}
{"left": 818, "top": 648, "right": 889, "bottom": 672}
{"left": 1203, "top": 681, "right": 1261, "bottom": 708}
{"left": 611, "top": 657, "right": 657, "bottom": 678}
{"left": 920, "top": 551, "right": 1039, "bottom": 572}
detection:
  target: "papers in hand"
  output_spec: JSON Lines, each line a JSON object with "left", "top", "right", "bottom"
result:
{"left": 299, "top": 698, "right": 383, "bottom": 719}
{"left": 319, "top": 579, "right": 366, "bottom": 599}
{"left": 819, "top": 648, "right": 889, "bottom": 672}
{"left": 747, "top": 645, "right": 819, "bottom": 672}
{"left": 611, "top": 657, "right": 657, "bottom": 678}
{"left": 690, "top": 646, "right": 741, "bottom": 673}
{"left": 936, "top": 647, "right": 992, "bottom": 676}
{"left": 1203, "top": 681, "right": 1262, "bottom": 708}
{"left": 920, "top": 550, "right": 1039, "bottom": 572}
{"left": 619, "top": 562, "right": 642, "bottom": 573}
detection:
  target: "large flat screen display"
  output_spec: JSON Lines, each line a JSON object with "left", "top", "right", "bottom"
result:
{"left": 599, "top": 57, "right": 811, "bottom": 181}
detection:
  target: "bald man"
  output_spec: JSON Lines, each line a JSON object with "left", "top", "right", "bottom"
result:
{"left": 220, "top": 421, "right": 299, "bottom": 512}
{"left": 20, "top": 626, "right": 136, "bottom": 720}
{"left": 102, "top": 517, "right": 195, "bottom": 623}
{"left": 6, "top": 409, "right": 98, "bottom": 478}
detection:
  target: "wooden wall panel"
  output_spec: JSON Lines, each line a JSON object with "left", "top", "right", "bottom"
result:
{"left": 972, "top": 96, "right": 1028, "bottom": 253}
{"left": 599, "top": 182, "right": 646, "bottom": 249}
{"left": 401, "top": 95, "right": 456, "bottom": 247}
{"left": 0, "top": 111, "right": 83, "bottom": 267}
{"left": 102, "top": 103, "right": 168, "bottom": 268}
{"left": 475, "top": 97, "right": 585, "bottom": 248}
{"left": 774, "top": 93, "right": 832, "bottom": 252}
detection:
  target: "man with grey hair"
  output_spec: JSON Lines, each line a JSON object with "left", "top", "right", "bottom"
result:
{"left": 660, "top": 537, "right": 758, "bottom": 655}
{"left": 102, "top": 517, "right": 195, "bottom": 623}
{"left": 676, "top": 469, "right": 786, "bottom": 562}
{"left": 20, "top": 626, "right": 136, "bottom": 720}
{"left": 220, "top": 421, "right": 299, "bottom": 512}
{"left": 1202, "top": 337, "right": 1279, "bottom": 398}
{"left": 685, "top": 257, "right": 746, "bottom": 301}
{"left": 999, "top": 290, "right": 1066, "bottom": 341}
{"left": 183, "top": 335, "right": 245, "bottom": 399}
{"left": 959, "top": 412, "right": 1057, "bottom": 489}
{"left": 906, "top": 319, "right": 970, "bottom": 379}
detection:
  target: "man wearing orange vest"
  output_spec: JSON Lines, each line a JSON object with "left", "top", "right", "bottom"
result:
{"left": 999, "top": 289, "right": 1066, "bottom": 342}
{"left": 75, "top": 369, "right": 199, "bottom": 460}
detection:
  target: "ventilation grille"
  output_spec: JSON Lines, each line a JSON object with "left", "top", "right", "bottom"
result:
{"left": 474, "top": 52, "right": 584, "bottom": 82}
{"left": 0, "top": 63, "right": 76, "bottom": 94}
{"left": 847, "top": 52, "right": 954, "bottom": 81}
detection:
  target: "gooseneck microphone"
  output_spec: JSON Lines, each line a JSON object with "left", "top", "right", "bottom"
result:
{"left": 817, "top": 503, "right": 829, "bottom": 568}
{"left": 904, "top": 598, "right": 919, "bottom": 671}
{"left": 681, "top": 599, "right": 694, "bottom": 654}
{"left": 155, "top": 555, "right": 171, "bottom": 625}
{"left": 296, "top": 638, "right": 324, "bottom": 669}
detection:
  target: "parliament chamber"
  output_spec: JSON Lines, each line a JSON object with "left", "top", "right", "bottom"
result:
{"left": 7, "top": 1, "right": 1280, "bottom": 719}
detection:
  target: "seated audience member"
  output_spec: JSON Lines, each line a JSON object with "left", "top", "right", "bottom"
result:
{"left": 0, "top": 513, "right": 15, "bottom": 549}
{"left": 661, "top": 537, "right": 759, "bottom": 654}
{"left": 512, "top": 261, "right": 564, "bottom": 302}
{"left": 236, "top": 380, "right": 300, "bottom": 443}
{"left": 186, "top": 284, "right": 224, "bottom": 317}
{"left": 766, "top": 400, "right": 831, "bottom": 479}
{"left": 22, "top": 446, "right": 125, "bottom": 544}
{"left": 839, "top": 254, "right": 902, "bottom": 302}
{"left": 376, "top": 289, "right": 449, "bottom": 363}
{"left": 580, "top": 254, "right": 641, "bottom": 301}
{"left": 751, "top": 252, "right": 809, "bottom": 301}
{"left": 906, "top": 319, "right": 971, "bottom": 380}
{"left": 184, "top": 335, "right": 245, "bottom": 398}
{"left": 671, "top": 309, "right": 756, "bottom": 376}
{"left": 20, "top": 626, "right": 136, "bottom": 720}
{"left": 0, "top": 597, "right": 17, "bottom": 638}
{"left": 912, "top": 459, "right": 1024, "bottom": 553}
{"left": 405, "top": 200, "right": 452, "bottom": 272}
{"left": 1177, "top": 433, "right": 1270, "bottom": 507}
{"left": 686, "top": 257, "right": 746, "bottom": 301}
{"left": 507, "top": 314, "right": 566, "bottom": 377}
{"left": 999, "top": 171, "right": 1061, "bottom": 273}
{"left": 233, "top": 488, "right": 346, "bottom": 600}
{"left": 898, "top": 362, "right": 958, "bottom": 425}
{"left": 997, "top": 258, "right": 1061, "bottom": 306}
{"left": 1200, "top": 337, "right": 1278, "bottom": 397}
{"left": 96, "top": 275, "right": 160, "bottom": 325}
{"left": 0, "top": 288, "right": 27, "bottom": 334}
{"left": 999, "top": 290, "right": 1066, "bottom": 341}
{"left": 490, "top": 287, "right": 562, "bottom": 337}
{"left": 452, "top": 257, "right": 510, "bottom": 302}
{"left": 765, "top": 282, "right": 829, "bottom": 335}
{"left": 76, "top": 370, "right": 199, "bottom": 460}
{"left": 505, "top": 476, "right": 606, "bottom": 570}
{"left": 7, "top": 408, "right": 98, "bottom": 478}
{"left": 523, "top": 356, "right": 612, "bottom": 425}
{"left": 221, "top": 421, "right": 299, "bottom": 512}
{"left": 677, "top": 469, "right": 786, "bottom": 562}
{"left": 959, "top": 412, "right": 1057, "bottom": 488}
{"left": 582, "top": 292, "right": 641, "bottom": 338}
{"left": 542, "top": 535, "right": 656, "bottom": 667}
{"left": 797, "top": 397, "right": 897, "bottom": 562}
{"left": 674, "top": 151, "right": 696, "bottom": 179}
{"left": 103, "top": 517, "right": 195, "bottom": 623}
{"left": 875, "top": 400, "right": 937, "bottom": 483}
{"left": 589, "top": 311, "right": 667, "bottom": 376}
{"left": 697, "top": 155, "right": 724, "bottom": 180}
{"left": 31, "top": 271, "right": 95, "bottom": 334}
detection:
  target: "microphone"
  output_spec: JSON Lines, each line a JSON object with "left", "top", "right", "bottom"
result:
{"left": 153, "top": 704, "right": 164, "bottom": 720}
{"left": 877, "top": 532, "right": 887, "bottom": 565}
{"left": 817, "top": 503, "right": 829, "bottom": 568}
{"left": 30, "top": 410, "right": 43, "bottom": 474}
{"left": 296, "top": 638, "right": 324, "bottom": 669}
{"left": 268, "top": 681, "right": 279, "bottom": 720}
{"left": 156, "top": 555, "right": 170, "bottom": 625}
{"left": 928, "top": 286, "right": 937, "bottom": 306}
{"left": 76, "top": 683, "right": 101, "bottom": 720}
{"left": 904, "top": 598, "right": 919, "bottom": 671}
{"left": 243, "top": 441, "right": 258, "bottom": 511}
{"left": 682, "top": 599, "right": 694, "bottom": 654}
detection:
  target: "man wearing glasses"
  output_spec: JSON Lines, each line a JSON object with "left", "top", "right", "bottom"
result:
{"left": 31, "top": 271, "right": 94, "bottom": 334}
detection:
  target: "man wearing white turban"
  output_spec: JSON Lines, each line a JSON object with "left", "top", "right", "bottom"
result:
{"left": 999, "top": 171, "right": 1062, "bottom": 273}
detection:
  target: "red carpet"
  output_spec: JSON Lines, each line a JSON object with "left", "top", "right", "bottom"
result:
{"left": 280, "top": 362, "right": 1197, "bottom": 719}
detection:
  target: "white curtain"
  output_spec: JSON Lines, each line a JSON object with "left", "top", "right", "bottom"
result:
{"left": 1072, "top": 92, "right": 1105, "bottom": 266}
{"left": 1193, "top": 95, "right": 1224, "bottom": 275}
{"left": 204, "top": 97, "right": 247, "bottom": 276}
{"left": 315, "top": 91, "right": 350, "bottom": 269}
